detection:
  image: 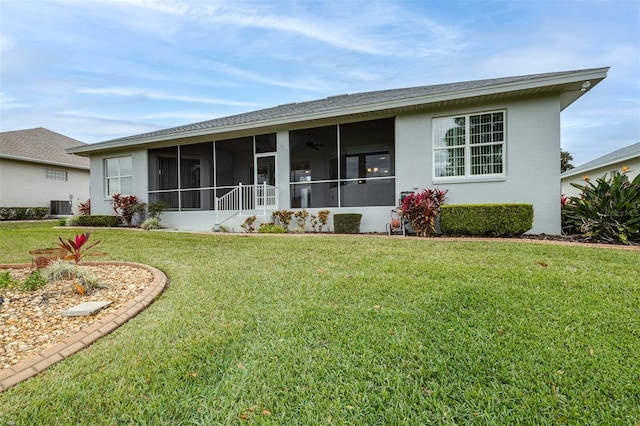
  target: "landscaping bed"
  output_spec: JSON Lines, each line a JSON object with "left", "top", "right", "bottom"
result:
{"left": 0, "top": 264, "right": 153, "bottom": 369}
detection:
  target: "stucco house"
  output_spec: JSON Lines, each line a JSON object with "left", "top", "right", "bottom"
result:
{"left": 68, "top": 67, "right": 608, "bottom": 234}
{"left": 0, "top": 128, "right": 90, "bottom": 215}
{"left": 561, "top": 141, "right": 640, "bottom": 197}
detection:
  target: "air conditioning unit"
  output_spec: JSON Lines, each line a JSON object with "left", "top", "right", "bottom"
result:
{"left": 51, "top": 200, "right": 72, "bottom": 215}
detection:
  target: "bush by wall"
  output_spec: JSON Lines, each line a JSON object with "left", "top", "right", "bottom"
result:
{"left": 562, "top": 169, "right": 639, "bottom": 244}
{"left": 440, "top": 204, "right": 533, "bottom": 237}
{"left": 258, "top": 223, "right": 286, "bottom": 233}
{"left": 67, "top": 215, "right": 123, "bottom": 227}
{"left": 333, "top": 213, "right": 362, "bottom": 234}
{"left": 0, "top": 207, "right": 49, "bottom": 221}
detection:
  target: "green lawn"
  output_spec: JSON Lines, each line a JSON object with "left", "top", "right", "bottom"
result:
{"left": 0, "top": 222, "right": 638, "bottom": 425}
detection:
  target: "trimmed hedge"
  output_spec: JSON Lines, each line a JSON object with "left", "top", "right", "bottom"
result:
{"left": 440, "top": 204, "right": 533, "bottom": 237}
{"left": 0, "top": 207, "right": 49, "bottom": 220}
{"left": 258, "top": 223, "right": 286, "bottom": 233}
{"left": 333, "top": 213, "right": 362, "bottom": 234}
{"left": 68, "top": 215, "right": 123, "bottom": 227}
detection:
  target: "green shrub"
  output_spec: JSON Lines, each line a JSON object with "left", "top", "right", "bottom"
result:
{"left": 562, "top": 169, "right": 639, "bottom": 244}
{"left": 333, "top": 213, "right": 362, "bottom": 234}
{"left": 21, "top": 270, "right": 47, "bottom": 291}
{"left": 0, "top": 271, "right": 17, "bottom": 289}
{"left": 440, "top": 204, "right": 533, "bottom": 237}
{"left": 0, "top": 207, "right": 49, "bottom": 220}
{"left": 141, "top": 217, "right": 165, "bottom": 230}
{"left": 71, "top": 215, "right": 123, "bottom": 227}
{"left": 56, "top": 217, "right": 68, "bottom": 226}
{"left": 258, "top": 223, "right": 286, "bottom": 233}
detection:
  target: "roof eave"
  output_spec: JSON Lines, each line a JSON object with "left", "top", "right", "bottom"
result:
{"left": 0, "top": 154, "right": 90, "bottom": 170}
{"left": 67, "top": 67, "right": 609, "bottom": 156}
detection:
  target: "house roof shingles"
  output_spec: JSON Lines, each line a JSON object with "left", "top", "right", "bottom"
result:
{"left": 0, "top": 128, "right": 89, "bottom": 169}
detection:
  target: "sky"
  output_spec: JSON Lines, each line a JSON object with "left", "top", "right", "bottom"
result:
{"left": 0, "top": 0, "right": 638, "bottom": 166}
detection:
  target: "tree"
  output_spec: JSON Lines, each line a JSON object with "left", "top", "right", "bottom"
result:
{"left": 561, "top": 150, "right": 575, "bottom": 172}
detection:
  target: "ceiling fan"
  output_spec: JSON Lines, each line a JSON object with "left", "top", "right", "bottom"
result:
{"left": 303, "top": 133, "right": 325, "bottom": 150}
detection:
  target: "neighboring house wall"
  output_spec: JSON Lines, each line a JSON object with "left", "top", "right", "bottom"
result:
{"left": 0, "top": 158, "right": 90, "bottom": 213}
{"left": 88, "top": 96, "right": 562, "bottom": 234}
{"left": 562, "top": 158, "right": 640, "bottom": 197}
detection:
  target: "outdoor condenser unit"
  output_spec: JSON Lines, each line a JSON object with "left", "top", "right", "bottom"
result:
{"left": 50, "top": 200, "right": 72, "bottom": 215}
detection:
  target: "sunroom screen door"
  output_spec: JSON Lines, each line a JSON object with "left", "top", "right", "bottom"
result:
{"left": 255, "top": 155, "right": 276, "bottom": 208}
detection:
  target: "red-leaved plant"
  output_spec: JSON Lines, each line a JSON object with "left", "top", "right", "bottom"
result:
{"left": 78, "top": 199, "right": 91, "bottom": 216}
{"left": 58, "top": 232, "right": 104, "bottom": 294}
{"left": 399, "top": 188, "right": 448, "bottom": 237}
{"left": 111, "top": 193, "right": 145, "bottom": 227}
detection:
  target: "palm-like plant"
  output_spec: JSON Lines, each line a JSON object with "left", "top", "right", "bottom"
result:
{"left": 58, "top": 232, "right": 104, "bottom": 294}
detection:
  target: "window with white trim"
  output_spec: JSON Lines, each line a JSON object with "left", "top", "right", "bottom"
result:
{"left": 44, "top": 168, "right": 68, "bottom": 181}
{"left": 105, "top": 156, "right": 132, "bottom": 196}
{"left": 433, "top": 111, "right": 505, "bottom": 178}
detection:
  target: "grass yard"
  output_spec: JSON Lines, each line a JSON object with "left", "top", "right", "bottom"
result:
{"left": 0, "top": 222, "right": 638, "bottom": 425}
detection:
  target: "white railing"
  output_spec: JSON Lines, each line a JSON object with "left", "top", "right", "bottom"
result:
{"left": 215, "top": 183, "right": 277, "bottom": 225}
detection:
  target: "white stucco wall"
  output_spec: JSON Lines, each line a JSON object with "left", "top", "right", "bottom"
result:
{"left": 0, "top": 158, "right": 90, "bottom": 214}
{"left": 394, "top": 97, "right": 562, "bottom": 234}
{"left": 561, "top": 158, "right": 640, "bottom": 197}
{"left": 89, "top": 150, "right": 148, "bottom": 216}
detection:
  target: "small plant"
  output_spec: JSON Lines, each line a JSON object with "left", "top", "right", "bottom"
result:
{"left": 78, "top": 199, "right": 91, "bottom": 216}
{"left": 310, "top": 209, "right": 331, "bottom": 233}
{"left": 148, "top": 201, "right": 170, "bottom": 219}
{"left": 241, "top": 215, "right": 258, "bottom": 233}
{"left": 258, "top": 223, "right": 286, "bottom": 233}
{"left": 44, "top": 259, "right": 76, "bottom": 281}
{"left": 141, "top": 217, "right": 165, "bottom": 230}
{"left": 271, "top": 210, "right": 294, "bottom": 230}
{"left": 562, "top": 168, "right": 640, "bottom": 244}
{"left": 58, "top": 232, "right": 105, "bottom": 294}
{"left": 56, "top": 217, "right": 67, "bottom": 226}
{"left": 0, "top": 271, "right": 17, "bottom": 289}
{"left": 294, "top": 209, "right": 309, "bottom": 233}
{"left": 22, "top": 270, "right": 47, "bottom": 291}
{"left": 399, "top": 188, "right": 448, "bottom": 237}
{"left": 141, "top": 201, "right": 170, "bottom": 230}
{"left": 111, "top": 193, "right": 146, "bottom": 227}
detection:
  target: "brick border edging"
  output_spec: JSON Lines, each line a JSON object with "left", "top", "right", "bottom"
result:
{"left": 0, "top": 261, "right": 168, "bottom": 392}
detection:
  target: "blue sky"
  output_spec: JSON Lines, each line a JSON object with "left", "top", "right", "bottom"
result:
{"left": 1, "top": 0, "right": 638, "bottom": 166}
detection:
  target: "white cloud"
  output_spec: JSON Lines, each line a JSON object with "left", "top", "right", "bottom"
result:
{"left": 0, "top": 92, "right": 30, "bottom": 110}
{"left": 77, "top": 87, "right": 260, "bottom": 107}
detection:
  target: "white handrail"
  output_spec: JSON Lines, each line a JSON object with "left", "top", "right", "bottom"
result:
{"left": 214, "top": 184, "right": 277, "bottom": 226}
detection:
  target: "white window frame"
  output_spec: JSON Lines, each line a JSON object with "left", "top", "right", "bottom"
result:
{"left": 104, "top": 156, "right": 133, "bottom": 197}
{"left": 433, "top": 110, "right": 506, "bottom": 183}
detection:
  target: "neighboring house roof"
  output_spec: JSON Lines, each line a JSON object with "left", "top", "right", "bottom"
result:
{"left": 68, "top": 67, "right": 609, "bottom": 155}
{"left": 0, "top": 127, "right": 90, "bottom": 170}
{"left": 561, "top": 141, "right": 640, "bottom": 178}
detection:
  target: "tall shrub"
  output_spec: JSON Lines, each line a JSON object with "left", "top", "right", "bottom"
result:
{"left": 399, "top": 188, "right": 447, "bottom": 237}
{"left": 111, "top": 194, "right": 145, "bottom": 227}
{"left": 562, "top": 168, "right": 640, "bottom": 244}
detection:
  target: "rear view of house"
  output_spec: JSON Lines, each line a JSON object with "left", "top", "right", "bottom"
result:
{"left": 0, "top": 128, "right": 90, "bottom": 215}
{"left": 68, "top": 67, "right": 608, "bottom": 234}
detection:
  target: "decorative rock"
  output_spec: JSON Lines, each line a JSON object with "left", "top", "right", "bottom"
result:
{"left": 62, "top": 301, "right": 112, "bottom": 317}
